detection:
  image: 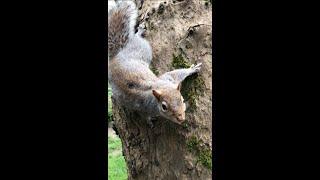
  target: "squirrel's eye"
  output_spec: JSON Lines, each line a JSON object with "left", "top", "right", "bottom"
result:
{"left": 161, "top": 102, "right": 168, "bottom": 111}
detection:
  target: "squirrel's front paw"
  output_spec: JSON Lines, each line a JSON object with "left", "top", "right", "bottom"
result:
{"left": 147, "top": 116, "right": 157, "bottom": 129}
{"left": 190, "top": 63, "right": 202, "bottom": 73}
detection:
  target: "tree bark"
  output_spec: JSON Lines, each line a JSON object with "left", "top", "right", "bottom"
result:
{"left": 112, "top": 0, "right": 213, "bottom": 179}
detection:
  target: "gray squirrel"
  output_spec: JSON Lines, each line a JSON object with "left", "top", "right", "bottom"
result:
{"left": 108, "top": 0, "right": 202, "bottom": 125}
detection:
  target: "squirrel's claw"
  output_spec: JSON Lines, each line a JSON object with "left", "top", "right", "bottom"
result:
{"left": 191, "top": 63, "right": 202, "bottom": 73}
{"left": 136, "top": 23, "right": 146, "bottom": 36}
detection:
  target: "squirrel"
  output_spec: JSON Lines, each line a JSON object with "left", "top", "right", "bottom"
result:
{"left": 108, "top": 0, "right": 202, "bottom": 126}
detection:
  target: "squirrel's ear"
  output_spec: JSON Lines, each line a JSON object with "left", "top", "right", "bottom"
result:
{"left": 177, "top": 83, "right": 182, "bottom": 91}
{"left": 152, "top": 89, "right": 162, "bottom": 101}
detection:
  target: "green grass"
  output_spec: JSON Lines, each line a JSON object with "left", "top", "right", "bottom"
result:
{"left": 108, "top": 84, "right": 113, "bottom": 123}
{"left": 108, "top": 136, "right": 122, "bottom": 151}
{"left": 108, "top": 84, "right": 127, "bottom": 179}
{"left": 108, "top": 135, "right": 128, "bottom": 180}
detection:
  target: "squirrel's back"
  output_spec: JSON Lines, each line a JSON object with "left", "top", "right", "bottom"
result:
{"left": 108, "top": 0, "right": 170, "bottom": 118}
{"left": 108, "top": 0, "right": 154, "bottom": 86}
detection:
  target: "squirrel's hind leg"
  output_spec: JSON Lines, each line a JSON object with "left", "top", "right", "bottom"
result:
{"left": 135, "top": 23, "right": 152, "bottom": 65}
{"left": 129, "top": 35, "right": 153, "bottom": 66}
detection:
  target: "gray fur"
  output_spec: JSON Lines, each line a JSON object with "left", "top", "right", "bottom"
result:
{"left": 108, "top": 0, "right": 202, "bottom": 125}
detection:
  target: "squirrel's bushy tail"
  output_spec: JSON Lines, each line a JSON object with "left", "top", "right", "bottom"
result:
{"left": 108, "top": 0, "right": 138, "bottom": 59}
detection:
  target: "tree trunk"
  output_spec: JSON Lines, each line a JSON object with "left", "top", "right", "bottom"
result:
{"left": 112, "top": 0, "right": 213, "bottom": 179}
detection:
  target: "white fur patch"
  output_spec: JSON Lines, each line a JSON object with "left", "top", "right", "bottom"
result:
{"left": 108, "top": 0, "right": 116, "bottom": 13}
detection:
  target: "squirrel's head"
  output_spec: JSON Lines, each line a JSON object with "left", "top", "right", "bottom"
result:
{"left": 152, "top": 83, "right": 186, "bottom": 124}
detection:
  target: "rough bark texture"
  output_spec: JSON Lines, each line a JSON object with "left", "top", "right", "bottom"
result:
{"left": 112, "top": 0, "right": 213, "bottom": 179}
